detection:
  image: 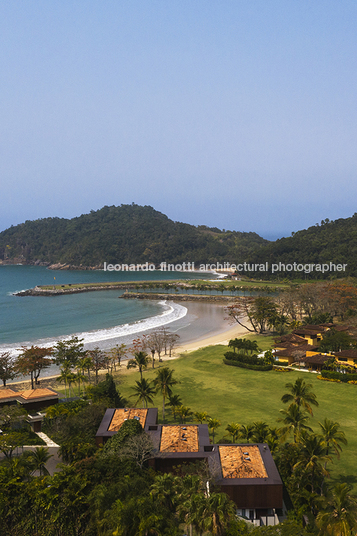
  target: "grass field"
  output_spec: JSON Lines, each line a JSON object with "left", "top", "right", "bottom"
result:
{"left": 114, "top": 337, "right": 357, "bottom": 489}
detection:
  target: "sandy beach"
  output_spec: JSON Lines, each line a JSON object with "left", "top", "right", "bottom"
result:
{"left": 173, "top": 322, "right": 248, "bottom": 355}
{"left": 5, "top": 301, "right": 249, "bottom": 390}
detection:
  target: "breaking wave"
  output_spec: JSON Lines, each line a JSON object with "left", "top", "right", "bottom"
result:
{"left": 0, "top": 300, "right": 187, "bottom": 357}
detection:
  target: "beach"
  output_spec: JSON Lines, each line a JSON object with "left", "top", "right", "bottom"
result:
{"left": 7, "top": 301, "right": 248, "bottom": 390}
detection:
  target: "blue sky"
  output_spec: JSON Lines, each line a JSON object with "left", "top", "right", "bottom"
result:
{"left": 1, "top": 1, "right": 356, "bottom": 240}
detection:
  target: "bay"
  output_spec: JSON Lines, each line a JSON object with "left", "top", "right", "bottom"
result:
{"left": 0, "top": 265, "right": 208, "bottom": 352}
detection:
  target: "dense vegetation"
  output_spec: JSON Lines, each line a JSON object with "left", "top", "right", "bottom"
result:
{"left": 0, "top": 204, "right": 266, "bottom": 266}
{"left": 246, "top": 215, "right": 357, "bottom": 278}
{"left": 2, "top": 205, "right": 357, "bottom": 277}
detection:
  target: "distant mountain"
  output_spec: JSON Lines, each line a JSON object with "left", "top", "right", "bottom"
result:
{"left": 0, "top": 204, "right": 267, "bottom": 267}
{"left": 246, "top": 215, "right": 357, "bottom": 278}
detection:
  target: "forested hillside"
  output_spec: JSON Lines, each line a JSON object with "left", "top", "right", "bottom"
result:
{"left": 2, "top": 206, "right": 357, "bottom": 277}
{"left": 246, "top": 215, "right": 357, "bottom": 278}
{"left": 0, "top": 204, "right": 267, "bottom": 267}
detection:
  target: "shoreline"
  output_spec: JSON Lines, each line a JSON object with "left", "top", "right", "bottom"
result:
{"left": 4, "top": 307, "right": 248, "bottom": 391}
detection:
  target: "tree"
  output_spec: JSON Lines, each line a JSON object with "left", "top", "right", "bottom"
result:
{"left": 168, "top": 393, "right": 183, "bottom": 421}
{"left": 319, "top": 329, "right": 353, "bottom": 353}
{"left": 87, "top": 346, "right": 107, "bottom": 384}
{"left": 281, "top": 377, "right": 319, "bottom": 416}
{"left": 77, "top": 355, "right": 93, "bottom": 380}
{"left": 316, "top": 483, "right": 357, "bottom": 535}
{"left": 118, "top": 432, "right": 154, "bottom": 469}
{"left": 239, "top": 424, "right": 254, "bottom": 442}
{"left": 319, "top": 418, "right": 347, "bottom": 459}
{"left": 26, "top": 446, "right": 53, "bottom": 476}
{"left": 126, "top": 350, "right": 150, "bottom": 380}
{"left": 153, "top": 367, "right": 178, "bottom": 422}
{"left": 293, "top": 432, "right": 331, "bottom": 495}
{"left": 86, "top": 374, "right": 126, "bottom": 406}
{"left": 101, "top": 418, "right": 144, "bottom": 457}
{"left": 205, "top": 492, "right": 237, "bottom": 536}
{"left": 109, "top": 343, "right": 127, "bottom": 371}
{"left": 167, "top": 333, "right": 180, "bottom": 357}
{"left": 269, "top": 313, "right": 289, "bottom": 336}
{"left": 53, "top": 336, "right": 85, "bottom": 369}
{"left": 56, "top": 365, "right": 75, "bottom": 398}
{"left": 278, "top": 405, "right": 313, "bottom": 443}
{"left": 194, "top": 411, "right": 210, "bottom": 424}
{"left": 16, "top": 345, "right": 52, "bottom": 389}
{"left": 177, "top": 405, "right": 193, "bottom": 424}
{"left": 208, "top": 418, "right": 221, "bottom": 443}
{"left": 250, "top": 421, "right": 271, "bottom": 443}
{"left": 225, "top": 422, "right": 241, "bottom": 443}
{"left": 226, "top": 296, "right": 278, "bottom": 334}
{"left": 130, "top": 378, "right": 156, "bottom": 408}
{"left": 0, "top": 352, "right": 16, "bottom": 386}
{"left": 0, "top": 404, "right": 26, "bottom": 432}
{"left": 0, "top": 431, "right": 24, "bottom": 459}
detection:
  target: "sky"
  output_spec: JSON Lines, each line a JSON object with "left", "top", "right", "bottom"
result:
{"left": 1, "top": 1, "right": 357, "bottom": 240}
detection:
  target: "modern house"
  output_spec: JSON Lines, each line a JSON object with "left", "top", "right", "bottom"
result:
{"left": 95, "top": 407, "right": 158, "bottom": 446}
{"left": 96, "top": 409, "right": 284, "bottom": 526}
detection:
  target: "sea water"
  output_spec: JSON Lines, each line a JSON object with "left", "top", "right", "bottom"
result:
{"left": 0, "top": 265, "right": 208, "bottom": 353}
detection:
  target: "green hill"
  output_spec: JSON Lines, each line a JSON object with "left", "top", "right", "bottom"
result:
{"left": 0, "top": 204, "right": 267, "bottom": 267}
{"left": 246, "top": 215, "right": 357, "bottom": 278}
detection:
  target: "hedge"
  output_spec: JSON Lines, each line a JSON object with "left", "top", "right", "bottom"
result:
{"left": 223, "top": 359, "right": 273, "bottom": 371}
{"left": 224, "top": 351, "right": 261, "bottom": 366}
{"left": 321, "top": 370, "right": 357, "bottom": 383}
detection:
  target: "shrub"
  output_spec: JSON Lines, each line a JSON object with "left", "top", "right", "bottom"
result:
{"left": 86, "top": 374, "right": 127, "bottom": 407}
{"left": 223, "top": 359, "right": 272, "bottom": 371}
{"left": 101, "top": 418, "right": 144, "bottom": 456}
{"left": 321, "top": 370, "right": 357, "bottom": 382}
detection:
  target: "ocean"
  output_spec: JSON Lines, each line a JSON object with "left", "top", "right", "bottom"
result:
{"left": 0, "top": 265, "right": 217, "bottom": 360}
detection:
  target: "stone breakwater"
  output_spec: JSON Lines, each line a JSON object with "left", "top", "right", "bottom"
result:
{"left": 119, "top": 292, "right": 237, "bottom": 303}
{"left": 15, "top": 284, "right": 132, "bottom": 296}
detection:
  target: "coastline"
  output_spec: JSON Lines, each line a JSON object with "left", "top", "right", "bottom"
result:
{"left": 5, "top": 302, "right": 248, "bottom": 391}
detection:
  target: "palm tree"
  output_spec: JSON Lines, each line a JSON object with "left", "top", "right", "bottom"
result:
{"left": 316, "top": 483, "right": 357, "bottom": 535}
{"left": 281, "top": 377, "right": 319, "bottom": 416}
{"left": 278, "top": 404, "right": 313, "bottom": 442}
{"left": 56, "top": 365, "right": 72, "bottom": 398}
{"left": 184, "top": 493, "right": 207, "bottom": 536}
{"left": 153, "top": 367, "right": 178, "bottom": 422}
{"left": 205, "top": 492, "right": 237, "bottom": 536}
{"left": 319, "top": 418, "right": 347, "bottom": 459}
{"left": 239, "top": 423, "right": 254, "bottom": 443}
{"left": 28, "top": 446, "right": 53, "bottom": 476}
{"left": 168, "top": 393, "right": 183, "bottom": 421}
{"left": 77, "top": 355, "right": 92, "bottom": 380}
{"left": 130, "top": 378, "right": 156, "bottom": 408}
{"left": 177, "top": 405, "right": 193, "bottom": 424}
{"left": 126, "top": 351, "right": 150, "bottom": 380}
{"left": 208, "top": 418, "right": 221, "bottom": 444}
{"left": 293, "top": 433, "right": 331, "bottom": 495}
{"left": 250, "top": 421, "right": 271, "bottom": 443}
{"left": 75, "top": 370, "right": 87, "bottom": 396}
{"left": 225, "top": 422, "right": 240, "bottom": 443}
{"left": 194, "top": 411, "right": 210, "bottom": 424}
{"left": 150, "top": 473, "right": 178, "bottom": 511}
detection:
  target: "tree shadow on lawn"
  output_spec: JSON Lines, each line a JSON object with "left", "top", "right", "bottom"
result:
{"left": 330, "top": 474, "right": 357, "bottom": 487}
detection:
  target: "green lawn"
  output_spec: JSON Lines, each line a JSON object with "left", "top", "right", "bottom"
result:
{"left": 115, "top": 338, "right": 357, "bottom": 489}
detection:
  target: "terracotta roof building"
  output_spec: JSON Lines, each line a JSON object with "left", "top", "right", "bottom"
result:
{"left": 0, "top": 388, "right": 58, "bottom": 410}
{"left": 96, "top": 408, "right": 284, "bottom": 525}
{"left": 95, "top": 407, "right": 158, "bottom": 446}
